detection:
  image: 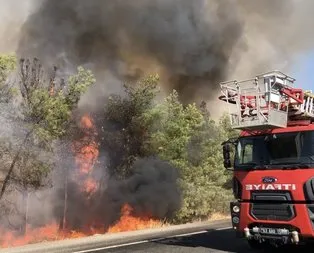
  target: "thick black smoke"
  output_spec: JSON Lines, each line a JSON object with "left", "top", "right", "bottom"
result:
{"left": 7, "top": 0, "right": 314, "bottom": 106}
{"left": 54, "top": 157, "right": 181, "bottom": 231}
{"left": 17, "top": 0, "right": 244, "bottom": 103}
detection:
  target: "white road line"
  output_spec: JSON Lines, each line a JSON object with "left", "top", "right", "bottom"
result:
{"left": 74, "top": 241, "right": 149, "bottom": 253}
{"left": 215, "top": 227, "right": 232, "bottom": 231}
{"left": 151, "top": 230, "right": 209, "bottom": 240}
{"left": 73, "top": 226, "right": 232, "bottom": 253}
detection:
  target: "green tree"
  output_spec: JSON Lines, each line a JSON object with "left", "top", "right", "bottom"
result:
{"left": 0, "top": 58, "right": 96, "bottom": 200}
{"left": 0, "top": 53, "right": 16, "bottom": 85}
{"left": 0, "top": 57, "right": 95, "bottom": 233}
{"left": 0, "top": 53, "right": 17, "bottom": 102}
{"left": 143, "top": 90, "right": 203, "bottom": 165}
{"left": 218, "top": 112, "right": 240, "bottom": 190}
{"left": 219, "top": 112, "right": 240, "bottom": 140}
{"left": 143, "top": 92, "right": 233, "bottom": 223}
{"left": 101, "top": 74, "right": 160, "bottom": 179}
{"left": 103, "top": 80, "right": 236, "bottom": 223}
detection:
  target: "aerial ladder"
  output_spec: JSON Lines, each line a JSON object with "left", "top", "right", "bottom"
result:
{"left": 219, "top": 70, "right": 314, "bottom": 130}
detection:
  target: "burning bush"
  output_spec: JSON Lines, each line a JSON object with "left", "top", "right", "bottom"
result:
{"left": 0, "top": 56, "right": 233, "bottom": 248}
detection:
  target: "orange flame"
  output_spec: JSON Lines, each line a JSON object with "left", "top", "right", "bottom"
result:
{"left": 0, "top": 204, "right": 162, "bottom": 248}
{"left": 72, "top": 114, "right": 99, "bottom": 195}
{"left": 0, "top": 223, "right": 60, "bottom": 248}
{"left": 80, "top": 115, "right": 94, "bottom": 129}
{"left": 0, "top": 115, "right": 162, "bottom": 249}
{"left": 108, "top": 204, "right": 162, "bottom": 233}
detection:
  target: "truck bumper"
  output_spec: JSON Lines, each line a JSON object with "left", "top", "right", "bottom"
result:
{"left": 230, "top": 201, "right": 314, "bottom": 244}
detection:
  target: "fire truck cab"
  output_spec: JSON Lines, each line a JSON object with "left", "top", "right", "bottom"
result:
{"left": 219, "top": 71, "right": 314, "bottom": 248}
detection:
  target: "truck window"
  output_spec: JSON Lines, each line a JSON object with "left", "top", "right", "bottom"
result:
{"left": 244, "top": 144, "right": 253, "bottom": 163}
{"left": 267, "top": 133, "right": 299, "bottom": 159}
{"left": 234, "top": 131, "right": 314, "bottom": 169}
{"left": 266, "top": 132, "right": 302, "bottom": 163}
{"left": 237, "top": 139, "right": 254, "bottom": 164}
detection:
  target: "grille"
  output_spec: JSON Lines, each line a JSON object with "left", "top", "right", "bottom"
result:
{"left": 250, "top": 191, "right": 295, "bottom": 221}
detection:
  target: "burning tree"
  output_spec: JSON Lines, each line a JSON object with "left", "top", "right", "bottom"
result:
{"left": 54, "top": 73, "right": 182, "bottom": 233}
{"left": 0, "top": 56, "right": 96, "bottom": 235}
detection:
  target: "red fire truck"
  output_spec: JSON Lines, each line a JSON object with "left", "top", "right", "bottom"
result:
{"left": 219, "top": 70, "right": 314, "bottom": 248}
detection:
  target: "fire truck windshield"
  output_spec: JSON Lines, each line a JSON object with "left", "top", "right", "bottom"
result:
{"left": 234, "top": 130, "right": 314, "bottom": 170}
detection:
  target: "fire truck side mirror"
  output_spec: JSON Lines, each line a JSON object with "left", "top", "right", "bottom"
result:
{"left": 222, "top": 143, "right": 233, "bottom": 170}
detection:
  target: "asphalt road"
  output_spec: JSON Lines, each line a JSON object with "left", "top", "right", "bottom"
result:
{"left": 84, "top": 228, "right": 252, "bottom": 253}
{"left": 88, "top": 228, "right": 314, "bottom": 253}
{"left": 6, "top": 229, "right": 246, "bottom": 253}
{"left": 4, "top": 220, "right": 314, "bottom": 253}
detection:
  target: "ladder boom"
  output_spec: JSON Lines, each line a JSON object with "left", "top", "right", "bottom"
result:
{"left": 219, "top": 70, "right": 314, "bottom": 130}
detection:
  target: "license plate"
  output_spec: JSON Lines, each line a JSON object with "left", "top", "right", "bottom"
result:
{"left": 260, "top": 228, "right": 277, "bottom": 234}
{"left": 259, "top": 227, "right": 289, "bottom": 235}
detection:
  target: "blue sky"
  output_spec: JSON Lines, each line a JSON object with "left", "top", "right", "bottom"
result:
{"left": 291, "top": 51, "right": 314, "bottom": 91}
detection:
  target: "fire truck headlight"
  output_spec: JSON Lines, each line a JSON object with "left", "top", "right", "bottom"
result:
{"left": 230, "top": 201, "right": 240, "bottom": 228}
{"left": 232, "top": 216, "right": 240, "bottom": 224}
{"left": 232, "top": 205, "right": 240, "bottom": 213}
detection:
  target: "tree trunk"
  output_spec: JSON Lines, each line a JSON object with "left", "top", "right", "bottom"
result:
{"left": 22, "top": 190, "right": 30, "bottom": 235}
{"left": 62, "top": 170, "right": 68, "bottom": 231}
{"left": 0, "top": 129, "right": 35, "bottom": 200}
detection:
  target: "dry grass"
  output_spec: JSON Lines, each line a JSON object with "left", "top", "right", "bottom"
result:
{"left": 208, "top": 212, "right": 230, "bottom": 221}
{"left": 190, "top": 212, "right": 230, "bottom": 224}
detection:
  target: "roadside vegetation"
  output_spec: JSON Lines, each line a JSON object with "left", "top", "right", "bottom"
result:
{"left": 0, "top": 53, "right": 238, "bottom": 232}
